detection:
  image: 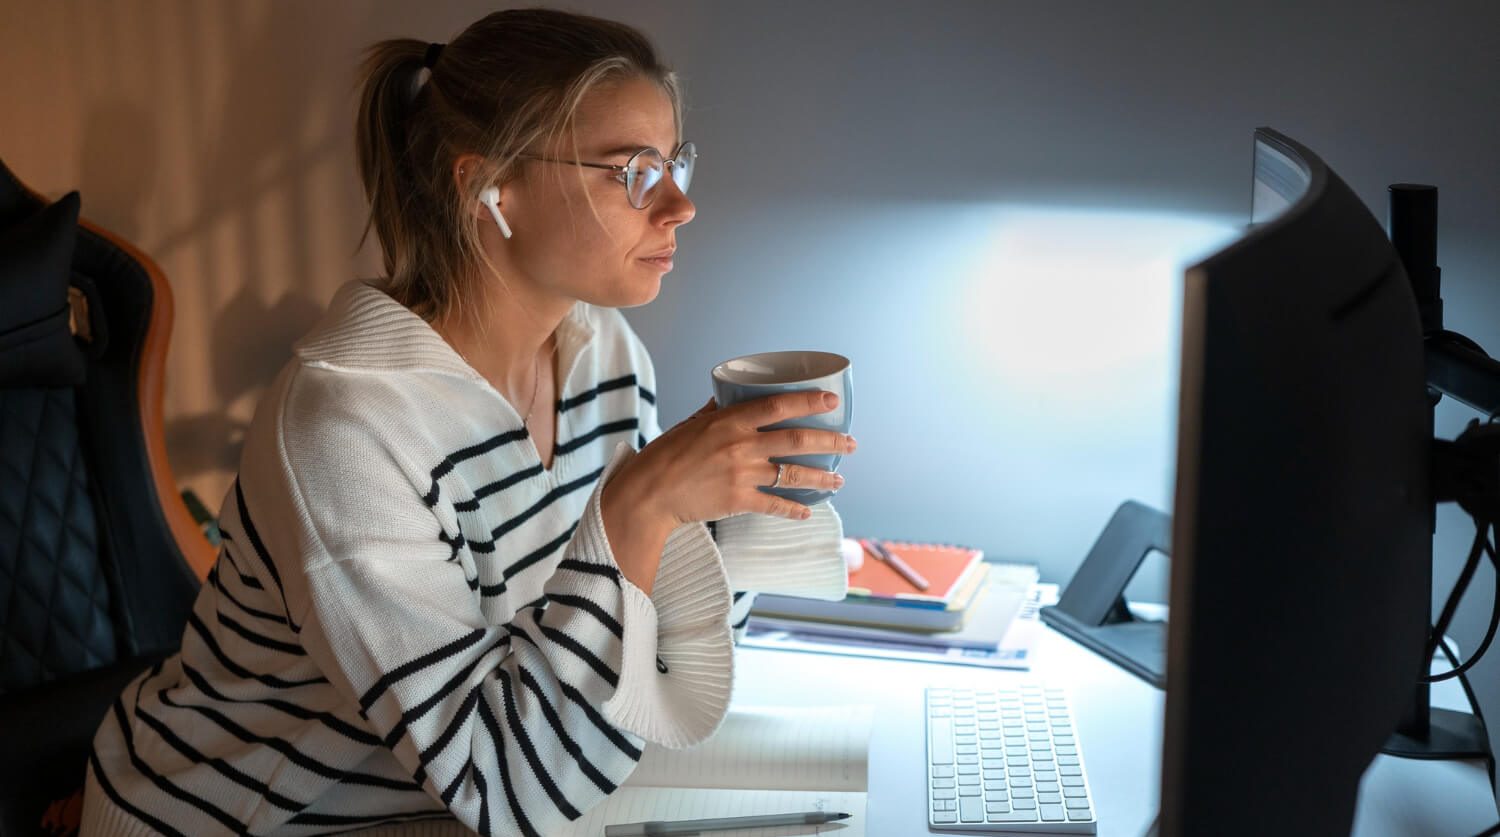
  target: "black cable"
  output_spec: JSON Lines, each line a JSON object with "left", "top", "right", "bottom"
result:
{"left": 1425, "top": 521, "right": 1491, "bottom": 678}
{"left": 1422, "top": 534, "right": 1494, "bottom": 687}
{"left": 1422, "top": 531, "right": 1494, "bottom": 690}
{"left": 1472, "top": 821, "right": 1500, "bottom": 837}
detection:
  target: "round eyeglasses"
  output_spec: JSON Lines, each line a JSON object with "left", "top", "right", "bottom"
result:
{"left": 521, "top": 141, "right": 696, "bottom": 210}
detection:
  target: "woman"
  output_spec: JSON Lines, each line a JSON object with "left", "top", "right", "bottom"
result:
{"left": 83, "top": 8, "right": 853, "bottom": 836}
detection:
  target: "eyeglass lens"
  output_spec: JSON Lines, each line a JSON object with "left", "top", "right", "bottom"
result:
{"left": 627, "top": 143, "right": 696, "bottom": 208}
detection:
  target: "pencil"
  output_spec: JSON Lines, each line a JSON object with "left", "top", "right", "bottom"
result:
{"left": 861, "top": 538, "right": 931, "bottom": 591}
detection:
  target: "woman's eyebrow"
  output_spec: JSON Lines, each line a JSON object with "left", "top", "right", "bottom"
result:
{"left": 594, "top": 143, "right": 648, "bottom": 158}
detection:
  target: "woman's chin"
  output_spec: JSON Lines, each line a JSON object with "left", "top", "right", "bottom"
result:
{"left": 620, "top": 273, "right": 664, "bottom": 307}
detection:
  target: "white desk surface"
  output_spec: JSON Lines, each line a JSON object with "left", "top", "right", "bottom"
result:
{"left": 729, "top": 626, "right": 1497, "bottom": 837}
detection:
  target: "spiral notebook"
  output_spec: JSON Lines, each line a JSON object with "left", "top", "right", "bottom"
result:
{"left": 553, "top": 705, "right": 873, "bottom": 836}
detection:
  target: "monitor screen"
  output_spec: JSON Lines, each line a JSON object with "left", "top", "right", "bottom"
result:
{"left": 1161, "top": 128, "right": 1431, "bottom": 836}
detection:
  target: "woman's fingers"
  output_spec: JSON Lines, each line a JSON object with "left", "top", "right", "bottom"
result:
{"left": 757, "top": 427, "right": 856, "bottom": 458}
{"left": 725, "top": 390, "right": 840, "bottom": 430}
{"left": 762, "top": 461, "right": 845, "bottom": 492}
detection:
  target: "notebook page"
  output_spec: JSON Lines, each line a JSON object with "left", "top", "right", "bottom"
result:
{"left": 624, "top": 705, "right": 873, "bottom": 792}
{"left": 552, "top": 788, "right": 866, "bottom": 837}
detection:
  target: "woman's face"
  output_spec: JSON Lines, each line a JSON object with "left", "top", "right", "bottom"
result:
{"left": 500, "top": 76, "right": 695, "bottom": 310}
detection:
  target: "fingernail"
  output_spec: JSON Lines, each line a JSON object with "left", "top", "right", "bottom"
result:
{"left": 834, "top": 475, "right": 846, "bottom": 488}
{"left": 823, "top": 392, "right": 839, "bottom": 408}
{"left": 846, "top": 436, "right": 857, "bottom": 452}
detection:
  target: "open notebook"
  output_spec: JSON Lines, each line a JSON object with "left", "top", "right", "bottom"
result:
{"left": 554, "top": 705, "right": 875, "bottom": 837}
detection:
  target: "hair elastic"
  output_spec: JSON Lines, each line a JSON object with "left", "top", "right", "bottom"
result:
{"left": 423, "top": 42, "right": 445, "bottom": 70}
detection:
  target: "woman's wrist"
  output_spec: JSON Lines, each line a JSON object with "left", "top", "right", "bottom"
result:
{"left": 600, "top": 463, "right": 675, "bottom": 595}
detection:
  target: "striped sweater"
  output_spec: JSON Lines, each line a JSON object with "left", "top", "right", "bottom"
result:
{"left": 82, "top": 280, "right": 847, "bottom": 836}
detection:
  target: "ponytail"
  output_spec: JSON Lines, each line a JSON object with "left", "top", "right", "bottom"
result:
{"left": 353, "top": 39, "right": 428, "bottom": 290}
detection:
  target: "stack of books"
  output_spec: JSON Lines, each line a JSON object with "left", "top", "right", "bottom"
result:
{"left": 746, "top": 539, "right": 1047, "bottom": 669}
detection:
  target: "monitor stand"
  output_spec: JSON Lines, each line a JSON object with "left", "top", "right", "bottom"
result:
{"left": 1040, "top": 500, "right": 1169, "bottom": 689}
{"left": 1382, "top": 184, "right": 1494, "bottom": 767}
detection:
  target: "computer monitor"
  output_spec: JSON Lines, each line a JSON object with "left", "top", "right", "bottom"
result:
{"left": 1161, "top": 128, "right": 1432, "bottom": 835}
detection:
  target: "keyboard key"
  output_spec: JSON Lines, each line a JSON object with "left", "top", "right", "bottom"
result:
{"left": 1060, "top": 766, "right": 1082, "bottom": 776}
{"left": 957, "top": 775, "right": 978, "bottom": 786}
{"left": 988, "top": 811, "right": 1041, "bottom": 823}
{"left": 934, "top": 811, "right": 957, "bottom": 824}
{"left": 930, "top": 718, "right": 954, "bottom": 763}
{"left": 931, "top": 765, "right": 955, "bottom": 778}
{"left": 982, "top": 758, "right": 1004, "bottom": 770}
{"left": 1036, "top": 781, "right": 1059, "bottom": 793}
{"left": 1013, "top": 798, "right": 1037, "bottom": 810}
{"left": 934, "top": 799, "right": 956, "bottom": 812}
{"left": 1064, "top": 787, "right": 1087, "bottom": 798}
{"left": 958, "top": 765, "right": 979, "bottom": 775}
{"left": 1011, "top": 777, "right": 1033, "bottom": 788}
{"left": 960, "top": 786, "right": 981, "bottom": 797}
{"left": 957, "top": 754, "right": 979, "bottom": 764}
{"left": 1066, "top": 794, "right": 1090, "bottom": 806}
{"left": 1068, "top": 807, "right": 1094, "bottom": 821}
{"left": 1039, "top": 803, "right": 1066, "bottom": 821}
{"left": 985, "top": 801, "right": 1011, "bottom": 814}
{"left": 933, "top": 778, "right": 955, "bottom": 789}
{"left": 934, "top": 788, "right": 956, "bottom": 800}
{"left": 1039, "top": 792, "right": 1061, "bottom": 804}
{"left": 1057, "top": 756, "right": 1080, "bottom": 766}
{"left": 960, "top": 797, "right": 984, "bottom": 822}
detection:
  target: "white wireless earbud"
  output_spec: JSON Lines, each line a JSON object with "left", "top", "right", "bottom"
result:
{"left": 479, "top": 186, "right": 513, "bottom": 239}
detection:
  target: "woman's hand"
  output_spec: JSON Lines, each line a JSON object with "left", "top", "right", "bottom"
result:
{"left": 632, "top": 390, "right": 855, "bottom": 525}
{"left": 599, "top": 390, "right": 854, "bottom": 594}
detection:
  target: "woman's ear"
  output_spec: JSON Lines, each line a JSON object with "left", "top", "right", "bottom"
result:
{"left": 453, "top": 153, "right": 486, "bottom": 212}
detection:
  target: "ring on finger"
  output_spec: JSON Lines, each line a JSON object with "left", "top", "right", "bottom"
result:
{"left": 769, "top": 462, "right": 787, "bottom": 488}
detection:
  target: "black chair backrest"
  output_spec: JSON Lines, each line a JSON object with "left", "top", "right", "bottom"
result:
{"left": 0, "top": 159, "right": 200, "bottom": 696}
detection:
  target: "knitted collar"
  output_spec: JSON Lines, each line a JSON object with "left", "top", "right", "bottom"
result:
{"left": 294, "top": 280, "right": 598, "bottom": 382}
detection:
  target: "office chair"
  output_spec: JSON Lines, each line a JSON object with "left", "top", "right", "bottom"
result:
{"left": 0, "top": 157, "right": 216, "bottom": 836}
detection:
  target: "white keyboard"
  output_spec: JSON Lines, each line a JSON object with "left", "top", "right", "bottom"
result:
{"left": 926, "top": 686, "right": 1097, "bottom": 833}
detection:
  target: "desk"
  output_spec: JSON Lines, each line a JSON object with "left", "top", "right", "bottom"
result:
{"left": 730, "top": 626, "right": 1496, "bottom": 836}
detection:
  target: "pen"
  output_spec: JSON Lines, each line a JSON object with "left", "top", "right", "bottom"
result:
{"left": 604, "top": 810, "right": 851, "bottom": 836}
{"left": 861, "top": 538, "right": 931, "bottom": 592}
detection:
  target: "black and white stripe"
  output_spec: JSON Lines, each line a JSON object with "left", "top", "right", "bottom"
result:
{"left": 85, "top": 289, "right": 744, "bottom": 837}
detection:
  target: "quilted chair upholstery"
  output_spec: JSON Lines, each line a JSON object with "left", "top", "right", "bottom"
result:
{"left": 0, "top": 158, "right": 216, "bottom": 836}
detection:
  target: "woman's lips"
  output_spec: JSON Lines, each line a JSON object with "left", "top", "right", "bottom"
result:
{"left": 640, "top": 253, "right": 674, "bottom": 271}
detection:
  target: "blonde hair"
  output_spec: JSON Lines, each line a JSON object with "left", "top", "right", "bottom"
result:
{"left": 354, "top": 8, "right": 683, "bottom": 328}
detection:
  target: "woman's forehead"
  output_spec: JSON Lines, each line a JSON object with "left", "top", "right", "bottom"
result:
{"left": 570, "top": 77, "right": 678, "bottom": 157}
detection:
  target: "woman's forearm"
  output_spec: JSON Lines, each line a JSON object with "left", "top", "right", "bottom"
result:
{"left": 600, "top": 467, "right": 674, "bottom": 596}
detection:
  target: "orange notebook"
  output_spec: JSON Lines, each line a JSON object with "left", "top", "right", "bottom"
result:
{"left": 847, "top": 540, "right": 986, "bottom": 607}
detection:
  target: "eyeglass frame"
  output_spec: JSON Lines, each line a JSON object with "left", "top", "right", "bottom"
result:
{"left": 518, "top": 141, "right": 696, "bottom": 210}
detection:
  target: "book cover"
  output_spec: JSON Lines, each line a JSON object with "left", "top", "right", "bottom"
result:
{"left": 743, "top": 582, "right": 1059, "bottom": 671}
{"left": 846, "top": 540, "right": 986, "bottom": 607}
{"left": 753, "top": 564, "right": 990, "bottom": 632}
{"left": 751, "top": 563, "right": 1040, "bottom": 650}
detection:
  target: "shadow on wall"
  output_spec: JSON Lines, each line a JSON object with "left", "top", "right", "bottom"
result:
{"left": 79, "top": 102, "right": 157, "bottom": 245}
{"left": 67, "top": 0, "right": 367, "bottom": 492}
{"left": 165, "top": 286, "right": 323, "bottom": 480}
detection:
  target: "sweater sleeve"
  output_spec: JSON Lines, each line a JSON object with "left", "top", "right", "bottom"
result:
{"left": 637, "top": 379, "right": 848, "bottom": 641}
{"left": 280, "top": 381, "right": 731, "bottom": 836}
